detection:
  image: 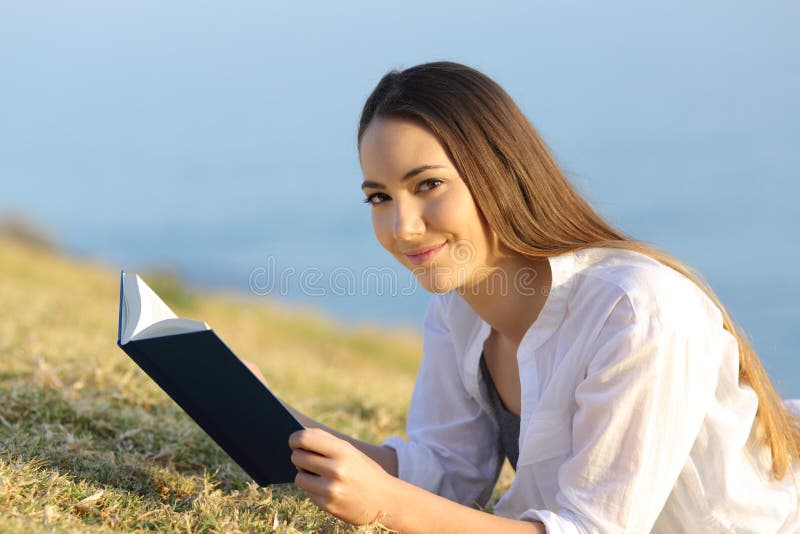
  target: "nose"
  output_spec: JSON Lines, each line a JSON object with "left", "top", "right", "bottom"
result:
{"left": 392, "top": 198, "right": 425, "bottom": 240}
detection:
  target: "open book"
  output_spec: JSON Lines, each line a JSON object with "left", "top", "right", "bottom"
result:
{"left": 116, "top": 271, "right": 303, "bottom": 486}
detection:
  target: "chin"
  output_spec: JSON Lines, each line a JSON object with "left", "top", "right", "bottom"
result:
{"left": 420, "top": 284, "right": 450, "bottom": 295}
{"left": 414, "top": 271, "right": 460, "bottom": 295}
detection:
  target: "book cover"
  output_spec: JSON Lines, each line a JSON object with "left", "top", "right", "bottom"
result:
{"left": 116, "top": 271, "right": 304, "bottom": 486}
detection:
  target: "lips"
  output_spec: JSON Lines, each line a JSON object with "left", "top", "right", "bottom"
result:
{"left": 404, "top": 242, "right": 446, "bottom": 256}
{"left": 404, "top": 241, "right": 447, "bottom": 265}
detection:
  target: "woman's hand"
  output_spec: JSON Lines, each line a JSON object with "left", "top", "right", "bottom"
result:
{"left": 288, "top": 427, "right": 398, "bottom": 526}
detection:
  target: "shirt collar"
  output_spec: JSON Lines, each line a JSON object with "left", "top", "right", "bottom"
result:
{"left": 518, "top": 250, "right": 577, "bottom": 353}
{"left": 453, "top": 250, "right": 579, "bottom": 400}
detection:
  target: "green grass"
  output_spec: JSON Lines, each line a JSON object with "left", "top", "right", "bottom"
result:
{"left": 0, "top": 234, "right": 513, "bottom": 532}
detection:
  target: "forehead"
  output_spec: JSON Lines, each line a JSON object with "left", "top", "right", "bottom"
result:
{"left": 359, "top": 116, "right": 452, "bottom": 179}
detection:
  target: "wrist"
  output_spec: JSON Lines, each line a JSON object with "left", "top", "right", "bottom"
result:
{"left": 371, "top": 471, "right": 406, "bottom": 530}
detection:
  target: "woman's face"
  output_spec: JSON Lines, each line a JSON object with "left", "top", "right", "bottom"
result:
{"left": 358, "top": 116, "right": 499, "bottom": 294}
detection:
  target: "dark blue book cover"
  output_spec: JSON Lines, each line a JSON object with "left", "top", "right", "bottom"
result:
{"left": 116, "top": 271, "right": 304, "bottom": 486}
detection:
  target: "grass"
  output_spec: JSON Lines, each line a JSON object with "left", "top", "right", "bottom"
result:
{"left": 0, "top": 234, "right": 513, "bottom": 532}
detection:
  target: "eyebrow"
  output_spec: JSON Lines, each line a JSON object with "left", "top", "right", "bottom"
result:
{"left": 361, "top": 164, "right": 449, "bottom": 190}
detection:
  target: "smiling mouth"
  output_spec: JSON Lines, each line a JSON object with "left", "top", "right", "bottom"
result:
{"left": 404, "top": 242, "right": 447, "bottom": 265}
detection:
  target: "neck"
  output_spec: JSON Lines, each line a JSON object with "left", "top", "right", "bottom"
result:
{"left": 456, "top": 253, "right": 552, "bottom": 345}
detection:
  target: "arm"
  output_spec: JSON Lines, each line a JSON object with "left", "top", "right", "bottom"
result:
{"left": 243, "top": 358, "right": 539, "bottom": 531}
{"left": 516, "top": 293, "right": 728, "bottom": 532}
{"left": 379, "top": 293, "right": 504, "bottom": 506}
{"left": 287, "top": 293, "right": 521, "bottom": 529}
{"left": 249, "top": 293, "right": 502, "bottom": 508}
{"left": 289, "top": 427, "right": 546, "bottom": 533}
{"left": 386, "top": 477, "right": 546, "bottom": 534}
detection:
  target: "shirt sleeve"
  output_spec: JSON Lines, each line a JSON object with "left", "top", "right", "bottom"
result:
{"left": 381, "top": 293, "right": 504, "bottom": 508}
{"left": 519, "top": 293, "right": 727, "bottom": 533}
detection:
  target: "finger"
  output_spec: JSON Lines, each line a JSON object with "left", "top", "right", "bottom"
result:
{"left": 295, "top": 469, "right": 331, "bottom": 496}
{"left": 291, "top": 448, "right": 335, "bottom": 478}
{"left": 288, "top": 428, "right": 344, "bottom": 457}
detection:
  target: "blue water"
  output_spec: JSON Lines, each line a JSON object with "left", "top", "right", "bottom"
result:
{"left": 1, "top": 2, "right": 798, "bottom": 394}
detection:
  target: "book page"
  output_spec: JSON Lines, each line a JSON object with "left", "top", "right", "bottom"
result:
{"left": 134, "top": 317, "right": 210, "bottom": 341}
{"left": 134, "top": 274, "right": 178, "bottom": 327}
{"left": 120, "top": 273, "right": 209, "bottom": 344}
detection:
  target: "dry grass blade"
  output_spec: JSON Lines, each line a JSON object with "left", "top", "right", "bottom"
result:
{"left": 75, "top": 490, "right": 104, "bottom": 509}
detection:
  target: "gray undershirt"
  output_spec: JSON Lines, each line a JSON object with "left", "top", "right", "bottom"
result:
{"left": 479, "top": 350, "right": 521, "bottom": 470}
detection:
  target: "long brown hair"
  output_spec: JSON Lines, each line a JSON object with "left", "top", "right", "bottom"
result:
{"left": 357, "top": 60, "right": 800, "bottom": 480}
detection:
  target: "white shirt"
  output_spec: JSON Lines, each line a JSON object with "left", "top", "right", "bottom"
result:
{"left": 382, "top": 247, "right": 800, "bottom": 533}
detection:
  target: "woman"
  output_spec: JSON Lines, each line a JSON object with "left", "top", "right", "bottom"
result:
{"left": 267, "top": 61, "right": 800, "bottom": 532}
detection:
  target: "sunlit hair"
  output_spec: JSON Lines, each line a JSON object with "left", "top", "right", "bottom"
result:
{"left": 357, "top": 60, "right": 800, "bottom": 481}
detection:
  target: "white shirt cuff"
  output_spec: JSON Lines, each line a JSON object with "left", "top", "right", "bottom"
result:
{"left": 519, "top": 508, "right": 590, "bottom": 534}
{"left": 381, "top": 436, "right": 445, "bottom": 495}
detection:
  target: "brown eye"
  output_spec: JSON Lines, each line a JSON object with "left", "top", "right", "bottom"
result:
{"left": 363, "top": 192, "right": 390, "bottom": 205}
{"left": 418, "top": 178, "right": 443, "bottom": 192}
{"left": 362, "top": 178, "right": 442, "bottom": 206}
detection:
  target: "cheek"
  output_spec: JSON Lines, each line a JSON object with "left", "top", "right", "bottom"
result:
{"left": 423, "top": 193, "right": 458, "bottom": 231}
{"left": 428, "top": 189, "right": 480, "bottom": 238}
{"left": 432, "top": 191, "right": 489, "bottom": 263}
